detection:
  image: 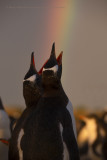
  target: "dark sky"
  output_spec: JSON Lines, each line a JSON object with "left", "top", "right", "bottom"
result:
{"left": 0, "top": 0, "right": 107, "bottom": 109}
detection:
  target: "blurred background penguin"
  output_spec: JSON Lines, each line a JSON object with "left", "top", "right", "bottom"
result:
{"left": 0, "top": 98, "right": 11, "bottom": 160}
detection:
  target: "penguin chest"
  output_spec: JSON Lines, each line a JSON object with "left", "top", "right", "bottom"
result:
{"left": 17, "top": 128, "right": 24, "bottom": 160}
{"left": 66, "top": 100, "right": 77, "bottom": 139}
{"left": 27, "top": 108, "right": 64, "bottom": 159}
{"left": 60, "top": 123, "right": 69, "bottom": 160}
{"left": 86, "top": 119, "right": 97, "bottom": 144}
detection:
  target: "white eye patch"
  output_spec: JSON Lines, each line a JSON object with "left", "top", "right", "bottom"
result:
{"left": 43, "top": 65, "right": 58, "bottom": 73}
{"left": 23, "top": 74, "right": 36, "bottom": 82}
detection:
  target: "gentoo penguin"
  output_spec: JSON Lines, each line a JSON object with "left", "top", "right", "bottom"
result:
{"left": 0, "top": 98, "right": 11, "bottom": 160}
{"left": 39, "top": 51, "right": 77, "bottom": 139}
{"left": 21, "top": 43, "right": 80, "bottom": 160}
{"left": 78, "top": 114, "right": 102, "bottom": 160}
{"left": 9, "top": 52, "right": 41, "bottom": 160}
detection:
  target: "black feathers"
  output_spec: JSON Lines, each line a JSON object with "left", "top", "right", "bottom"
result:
{"left": 9, "top": 44, "right": 80, "bottom": 160}
{"left": 0, "top": 97, "right": 4, "bottom": 110}
{"left": 24, "top": 52, "right": 38, "bottom": 80}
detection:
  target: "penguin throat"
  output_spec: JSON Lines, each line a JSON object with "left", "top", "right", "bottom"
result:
{"left": 25, "top": 99, "right": 39, "bottom": 108}
{"left": 43, "top": 83, "right": 62, "bottom": 97}
{"left": 24, "top": 91, "right": 41, "bottom": 108}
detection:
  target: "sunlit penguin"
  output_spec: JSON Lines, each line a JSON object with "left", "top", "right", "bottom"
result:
{"left": 0, "top": 98, "right": 11, "bottom": 160}
{"left": 9, "top": 52, "right": 41, "bottom": 160}
{"left": 21, "top": 43, "right": 80, "bottom": 160}
{"left": 78, "top": 114, "right": 102, "bottom": 160}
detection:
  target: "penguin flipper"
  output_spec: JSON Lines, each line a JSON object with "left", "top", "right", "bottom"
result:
{"left": 60, "top": 109, "right": 80, "bottom": 160}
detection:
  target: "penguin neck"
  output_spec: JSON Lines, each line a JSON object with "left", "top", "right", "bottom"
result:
{"left": 42, "top": 81, "right": 61, "bottom": 98}
{"left": 43, "top": 87, "right": 60, "bottom": 97}
{"left": 25, "top": 99, "right": 39, "bottom": 108}
{"left": 42, "top": 81, "right": 68, "bottom": 103}
{"left": 59, "top": 83, "right": 69, "bottom": 104}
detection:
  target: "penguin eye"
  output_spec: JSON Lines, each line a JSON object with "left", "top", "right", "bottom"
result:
{"left": 23, "top": 74, "right": 36, "bottom": 82}
{"left": 43, "top": 65, "right": 58, "bottom": 74}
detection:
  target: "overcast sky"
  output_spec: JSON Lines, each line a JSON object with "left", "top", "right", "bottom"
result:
{"left": 0, "top": 0, "right": 107, "bottom": 109}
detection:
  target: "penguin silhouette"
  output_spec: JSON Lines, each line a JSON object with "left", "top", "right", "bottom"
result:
{"left": 21, "top": 43, "right": 80, "bottom": 160}
{"left": 7, "top": 51, "right": 65, "bottom": 152}
{"left": 39, "top": 50, "right": 77, "bottom": 139}
{"left": 9, "top": 52, "right": 41, "bottom": 160}
{"left": 0, "top": 98, "right": 11, "bottom": 160}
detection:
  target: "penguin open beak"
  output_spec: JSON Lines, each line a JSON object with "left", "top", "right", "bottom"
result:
{"left": 50, "top": 42, "right": 56, "bottom": 59}
{"left": 30, "top": 52, "right": 36, "bottom": 70}
{"left": 57, "top": 51, "right": 63, "bottom": 66}
{"left": 38, "top": 51, "right": 63, "bottom": 75}
{"left": 0, "top": 138, "right": 9, "bottom": 146}
{"left": 24, "top": 52, "right": 38, "bottom": 81}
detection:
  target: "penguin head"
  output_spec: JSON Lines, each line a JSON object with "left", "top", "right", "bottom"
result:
{"left": 23, "top": 52, "right": 41, "bottom": 107}
{"left": 79, "top": 114, "right": 99, "bottom": 124}
{"left": 79, "top": 114, "right": 99, "bottom": 136}
{"left": 42, "top": 43, "right": 63, "bottom": 89}
{"left": 0, "top": 98, "right": 4, "bottom": 110}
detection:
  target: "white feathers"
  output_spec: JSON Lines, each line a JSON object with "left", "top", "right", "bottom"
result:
{"left": 63, "top": 143, "right": 69, "bottom": 160}
{"left": 43, "top": 65, "right": 58, "bottom": 73}
{"left": 59, "top": 123, "right": 69, "bottom": 160}
{"left": 78, "top": 118, "right": 97, "bottom": 145}
{"left": 17, "top": 129, "right": 24, "bottom": 160}
{"left": 66, "top": 101, "right": 77, "bottom": 139}
{"left": 23, "top": 74, "right": 36, "bottom": 82}
{"left": 60, "top": 123, "right": 63, "bottom": 138}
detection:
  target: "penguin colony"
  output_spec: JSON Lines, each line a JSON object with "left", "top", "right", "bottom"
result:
{"left": 77, "top": 112, "right": 107, "bottom": 160}
{"left": 9, "top": 43, "right": 80, "bottom": 160}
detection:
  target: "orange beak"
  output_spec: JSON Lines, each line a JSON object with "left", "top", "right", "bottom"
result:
{"left": 79, "top": 115, "right": 86, "bottom": 121}
{"left": 0, "top": 139, "right": 9, "bottom": 146}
